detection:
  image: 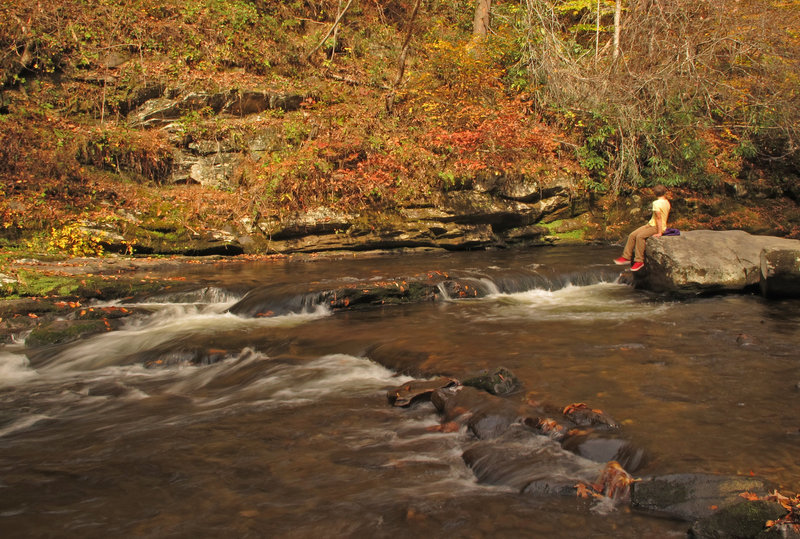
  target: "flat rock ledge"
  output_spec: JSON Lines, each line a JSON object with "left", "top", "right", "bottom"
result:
{"left": 636, "top": 230, "right": 800, "bottom": 298}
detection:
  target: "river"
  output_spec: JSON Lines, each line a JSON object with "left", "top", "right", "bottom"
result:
{"left": 1, "top": 245, "right": 798, "bottom": 537}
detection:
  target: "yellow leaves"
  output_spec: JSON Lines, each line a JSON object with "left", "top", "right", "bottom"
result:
{"left": 42, "top": 223, "right": 104, "bottom": 257}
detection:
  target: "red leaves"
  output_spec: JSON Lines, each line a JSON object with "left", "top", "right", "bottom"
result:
{"left": 739, "top": 491, "right": 760, "bottom": 501}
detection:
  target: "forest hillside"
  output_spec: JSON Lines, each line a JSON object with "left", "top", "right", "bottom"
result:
{"left": 1, "top": 0, "right": 799, "bottom": 262}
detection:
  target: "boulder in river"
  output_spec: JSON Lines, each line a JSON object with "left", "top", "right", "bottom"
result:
{"left": 688, "top": 499, "right": 789, "bottom": 539}
{"left": 462, "top": 367, "right": 522, "bottom": 396}
{"left": 638, "top": 230, "right": 800, "bottom": 296}
{"left": 760, "top": 247, "right": 800, "bottom": 299}
{"left": 562, "top": 402, "right": 619, "bottom": 429}
{"left": 631, "top": 473, "right": 772, "bottom": 521}
{"left": 462, "top": 424, "right": 603, "bottom": 494}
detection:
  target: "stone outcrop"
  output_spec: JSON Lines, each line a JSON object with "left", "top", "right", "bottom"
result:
{"left": 111, "top": 86, "right": 589, "bottom": 253}
{"left": 638, "top": 230, "right": 800, "bottom": 297}
{"left": 127, "top": 89, "right": 303, "bottom": 129}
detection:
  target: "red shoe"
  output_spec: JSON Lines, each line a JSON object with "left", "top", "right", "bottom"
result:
{"left": 630, "top": 262, "right": 644, "bottom": 272}
{"left": 613, "top": 257, "right": 630, "bottom": 265}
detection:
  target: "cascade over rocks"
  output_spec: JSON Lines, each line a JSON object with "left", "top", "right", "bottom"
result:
{"left": 637, "top": 230, "right": 800, "bottom": 298}
{"left": 384, "top": 366, "right": 794, "bottom": 536}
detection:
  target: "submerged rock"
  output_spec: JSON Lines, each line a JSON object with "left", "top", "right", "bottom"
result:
{"left": 367, "top": 342, "right": 440, "bottom": 379}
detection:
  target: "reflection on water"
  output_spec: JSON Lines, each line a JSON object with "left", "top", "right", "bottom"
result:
{"left": 0, "top": 246, "right": 798, "bottom": 537}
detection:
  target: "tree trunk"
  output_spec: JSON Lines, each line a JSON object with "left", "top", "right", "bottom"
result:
{"left": 385, "top": 0, "right": 423, "bottom": 113}
{"left": 473, "top": 0, "right": 492, "bottom": 37}
{"left": 613, "top": 0, "right": 622, "bottom": 60}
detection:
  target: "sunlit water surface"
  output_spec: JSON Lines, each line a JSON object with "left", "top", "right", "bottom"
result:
{"left": 1, "top": 246, "right": 798, "bottom": 537}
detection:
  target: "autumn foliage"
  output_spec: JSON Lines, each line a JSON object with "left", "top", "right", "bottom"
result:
{"left": 1, "top": 0, "right": 799, "bottom": 254}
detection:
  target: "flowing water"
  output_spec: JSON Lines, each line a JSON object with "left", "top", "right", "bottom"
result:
{"left": 1, "top": 246, "right": 798, "bottom": 538}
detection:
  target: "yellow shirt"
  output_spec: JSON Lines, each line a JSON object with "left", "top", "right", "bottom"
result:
{"left": 648, "top": 197, "right": 670, "bottom": 230}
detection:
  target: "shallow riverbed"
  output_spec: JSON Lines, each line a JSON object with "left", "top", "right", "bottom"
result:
{"left": 1, "top": 246, "right": 798, "bottom": 537}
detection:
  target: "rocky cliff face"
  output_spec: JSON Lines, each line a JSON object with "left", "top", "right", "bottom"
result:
{"left": 96, "top": 87, "right": 592, "bottom": 255}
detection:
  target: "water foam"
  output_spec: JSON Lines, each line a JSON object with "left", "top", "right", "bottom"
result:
{"left": 42, "top": 303, "right": 331, "bottom": 373}
{"left": 266, "top": 354, "right": 414, "bottom": 404}
{"left": 0, "top": 351, "right": 39, "bottom": 386}
{"left": 486, "top": 282, "right": 668, "bottom": 322}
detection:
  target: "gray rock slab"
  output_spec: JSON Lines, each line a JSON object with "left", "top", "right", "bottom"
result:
{"left": 640, "top": 230, "right": 800, "bottom": 295}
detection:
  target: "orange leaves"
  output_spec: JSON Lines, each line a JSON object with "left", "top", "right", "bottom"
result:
{"left": 765, "top": 490, "right": 799, "bottom": 512}
{"left": 736, "top": 489, "right": 800, "bottom": 531}
{"left": 577, "top": 461, "right": 637, "bottom": 501}
{"left": 54, "top": 301, "right": 82, "bottom": 309}
{"left": 563, "top": 402, "right": 606, "bottom": 417}
{"left": 426, "top": 421, "right": 460, "bottom": 433}
{"left": 563, "top": 402, "right": 589, "bottom": 415}
{"left": 420, "top": 102, "right": 563, "bottom": 181}
{"left": 576, "top": 482, "right": 602, "bottom": 499}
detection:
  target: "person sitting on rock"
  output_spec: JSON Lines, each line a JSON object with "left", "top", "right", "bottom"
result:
{"left": 614, "top": 185, "right": 671, "bottom": 272}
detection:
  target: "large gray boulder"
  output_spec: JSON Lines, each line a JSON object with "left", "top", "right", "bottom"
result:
{"left": 760, "top": 247, "right": 800, "bottom": 298}
{"left": 639, "top": 230, "right": 800, "bottom": 296}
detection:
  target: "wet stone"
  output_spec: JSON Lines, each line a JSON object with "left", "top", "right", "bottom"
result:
{"left": 467, "top": 401, "right": 520, "bottom": 440}
{"left": 522, "top": 416, "right": 573, "bottom": 442}
{"left": 25, "top": 319, "right": 111, "bottom": 347}
{"left": 387, "top": 378, "right": 456, "bottom": 407}
{"left": 462, "top": 367, "right": 521, "bottom": 396}
{"left": 561, "top": 432, "right": 647, "bottom": 473}
{"left": 562, "top": 402, "right": 619, "bottom": 429}
{"left": 462, "top": 424, "right": 602, "bottom": 494}
{"left": 688, "top": 500, "right": 788, "bottom": 539}
{"left": 631, "top": 473, "right": 772, "bottom": 521}
{"left": 430, "top": 386, "right": 507, "bottom": 423}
